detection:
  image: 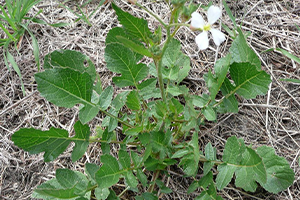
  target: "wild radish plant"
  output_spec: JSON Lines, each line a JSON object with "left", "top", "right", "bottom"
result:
{"left": 12, "top": 1, "right": 295, "bottom": 199}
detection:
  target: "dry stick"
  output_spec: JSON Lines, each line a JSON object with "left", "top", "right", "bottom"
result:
{"left": 0, "top": 90, "right": 38, "bottom": 116}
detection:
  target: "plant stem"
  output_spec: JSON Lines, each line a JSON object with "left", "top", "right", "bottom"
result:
{"left": 148, "top": 170, "right": 160, "bottom": 192}
{"left": 135, "top": 2, "right": 167, "bottom": 28}
{"left": 101, "top": 109, "right": 134, "bottom": 128}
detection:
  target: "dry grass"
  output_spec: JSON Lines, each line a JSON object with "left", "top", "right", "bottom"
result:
{"left": 0, "top": 0, "right": 299, "bottom": 199}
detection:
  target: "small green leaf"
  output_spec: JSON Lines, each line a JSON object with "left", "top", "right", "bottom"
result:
{"left": 96, "top": 155, "right": 121, "bottom": 188}
{"left": 105, "top": 43, "right": 148, "bottom": 87}
{"left": 279, "top": 78, "right": 300, "bottom": 84}
{"left": 98, "top": 86, "right": 114, "bottom": 110}
{"left": 187, "top": 180, "right": 199, "bottom": 194}
{"left": 256, "top": 146, "right": 295, "bottom": 193}
{"left": 116, "top": 35, "right": 152, "bottom": 57}
{"left": 199, "top": 171, "right": 213, "bottom": 188}
{"left": 35, "top": 68, "right": 93, "bottom": 108}
{"left": 72, "top": 121, "right": 90, "bottom": 162}
{"left": 171, "top": 149, "right": 190, "bottom": 159}
{"left": 126, "top": 90, "right": 141, "bottom": 110}
{"left": 229, "top": 28, "right": 261, "bottom": 69}
{"left": 156, "top": 180, "right": 172, "bottom": 194}
{"left": 119, "top": 150, "right": 131, "bottom": 169}
{"left": 101, "top": 128, "right": 114, "bottom": 154}
{"left": 124, "top": 171, "right": 139, "bottom": 188}
{"left": 202, "top": 106, "right": 216, "bottom": 121}
{"left": 112, "top": 3, "right": 151, "bottom": 43}
{"left": 95, "top": 187, "right": 110, "bottom": 200}
{"left": 205, "top": 142, "right": 216, "bottom": 161}
{"left": 218, "top": 78, "right": 238, "bottom": 113}
{"left": 137, "top": 169, "right": 148, "bottom": 187}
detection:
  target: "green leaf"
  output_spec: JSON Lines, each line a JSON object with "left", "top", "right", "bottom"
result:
{"left": 202, "top": 106, "right": 216, "bottom": 121}
{"left": 229, "top": 28, "right": 261, "bottom": 69}
{"left": 56, "top": 169, "right": 88, "bottom": 195}
{"left": 126, "top": 90, "right": 141, "bottom": 110}
{"left": 119, "top": 150, "right": 131, "bottom": 169}
{"left": 205, "top": 142, "right": 216, "bottom": 161}
{"left": 171, "top": 149, "right": 190, "bottom": 159}
{"left": 137, "top": 169, "right": 148, "bottom": 187}
{"left": 222, "top": 0, "right": 236, "bottom": 28}
{"left": 156, "top": 180, "right": 172, "bottom": 194}
{"left": 71, "top": 121, "right": 90, "bottom": 162}
{"left": 79, "top": 91, "right": 100, "bottom": 124}
{"left": 162, "top": 39, "right": 190, "bottom": 83}
{"left": 98, "top": 86, "right": 114, "bottom": 110}
{"left": 217, "top": 137, "right": 267, "bottom": 192}
{"left": 12, "top": 127, "right": 70, "bottom": 162}
{"left": 44, "top": 49, "right": 96, "bottom": 81}
{"left": 187, "top": 180, "right": 199, "bottom": 194}
{"left": 199, "top": 171, "right": 214, "bottom": 188}
{"left": 124, "top": 171, "right": 139, "bottom": 188}
{"left": 216, "top": 164, "right": 236, "bottom": 190}
{"left": 218, "top": 78, "right": 238, "bottom": 113}
{"left": 256, "top": 146, "right": 295, "bottom": 193}
{"left": 116, "top": 35, "right": 152, "bottom": 57}
{"left": 234, "top": 147, "right": 267, "bottom": 192}
{"left": 96, "top": 155, "right": 121, "bottom": 188}
{"left": 263, "top": 48, "right": 300, "bottom": 64}
{"left": 105, "top": 43, "right": 148, "bottom": 87}
{"left": 32, "top": 178, "right": 79, "bottom": 199}
{"left": 95, "top": 187, "right": 110, "bottom": 200}
{"left": 151, "top": 131, "right": 172, "bottom": 159}
{"left": 207, "top": 54, "right": 231, "bottom": 100}
{"left": 180, "top": 132, "right": 200, "bottom": 176}
{"left": 112, "top": 3, "right": 151, "bottom": 43}
{"left": 101, "top": 128, "right": 114, "bottom": 154}
{"left": 138, "top": 78, "right": 161, "bottom": 99}
{"left": 85, "top": 163, "right": 99, "bottom": 185}
{"left": 35, "top": 68, "right": 93, "bottom": 108}
{"left": 229, "top": 62, "right": 271, "bottom": 99}
{"left": 279, "top": 78, "right": 300, "bottom": 84}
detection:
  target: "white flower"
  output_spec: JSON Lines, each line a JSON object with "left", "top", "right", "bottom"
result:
{"left": 191, "top": 6, "right": 226, "bottom": 50}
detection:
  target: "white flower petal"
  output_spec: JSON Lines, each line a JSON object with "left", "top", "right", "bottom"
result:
{"left": 195, "top": 31, "right": 209, "bottom": 50}
{"left": 207, "top": 6, "right": 222, "bottom": 25}
{"left": 210, "top": 28, "right": 226, "bottom": 46}
{"left": 191, "top": 12, "right": 205, "bottom": 29}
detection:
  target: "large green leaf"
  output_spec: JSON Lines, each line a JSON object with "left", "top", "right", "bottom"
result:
{"left": 12, "top": 127, "right": 70, "bottom": 162}
{"left": 32, "top": 171, "right": 90, "bottom": 200}
{"left": 12, "top": 121, "right": 90, "bottom": 162}
{"left": 35, "top": 68, "right": 93, "bottom": 108}
{"left": 56, "top": 169, "right": 88, "bottom": 195}
{"left": 216, "top": 137, "right": 267, "bottom": 192}
{"left": 44, "top": 49, "right": 96, "bottom": 81}
{"left": 234, "top": 147, "right": 267, "bottom": 192}
{"left": 229, "top": 62, "right": 271, "bottom": 99}
{"left": 112, "top": 3, "right": 151, "bottom": 43}
{"left": 256, "top": 146, "right": 295, "bottom": 193}
{"left": 96, "top": 155, "right": 121, "bottom": 188}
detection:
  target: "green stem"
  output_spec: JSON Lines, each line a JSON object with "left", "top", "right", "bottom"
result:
{"left": 135, "top": 2, "right": 167, "bottom": 28}
{"left": 148, "top": 170, "right": 160, "bottom": 192}
{"left": 101, "top": 109, "right": 134, "bottom": 128}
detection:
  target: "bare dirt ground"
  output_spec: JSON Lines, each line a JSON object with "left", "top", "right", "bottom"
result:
{"left": 0, "top": 0, "right": 299, "bottom": 199}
